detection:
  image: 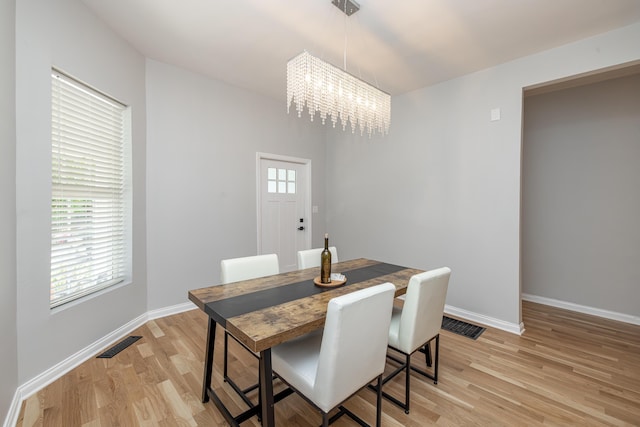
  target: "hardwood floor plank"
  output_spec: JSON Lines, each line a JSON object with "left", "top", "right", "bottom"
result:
{"left": 157, "top": 379, "right": 197, "bottom": 427}
{"left": 16, "top": 301, "right": 640, "bottom": 426}
{"left": 132, "top": 396, "right": 159, "bottom": 426}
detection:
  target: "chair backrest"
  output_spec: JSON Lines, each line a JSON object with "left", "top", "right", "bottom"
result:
{"left": 314, "top": 282, "right": 396, "bottom": 411}
{"left": 220, "top": 253, "right": 279, "bottom": 284}
{"left": 397, "top": 267, "right": 450, "bottom": 353}
{"left": 297, "top": 247, "right": 338, "bottom": 269}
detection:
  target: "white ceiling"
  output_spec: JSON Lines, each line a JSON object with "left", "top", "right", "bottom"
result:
{"left": 81, "top": 0, "right": 640, "bottom": 101}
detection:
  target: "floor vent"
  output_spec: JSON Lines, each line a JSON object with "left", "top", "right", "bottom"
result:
{"left": 97, "top": 336, "right": 142, "bottom": 358}
{"left": 441, "top": 316, "right": 485, "bottom": 340}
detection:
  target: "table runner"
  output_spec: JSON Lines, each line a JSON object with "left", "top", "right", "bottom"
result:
{"left": 205, "top": 262, "right": 405, "bottom": 326}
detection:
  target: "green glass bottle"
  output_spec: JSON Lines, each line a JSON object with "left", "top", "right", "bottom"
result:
{"left": 320, "top": 233, "right": 332, "bottom": 283}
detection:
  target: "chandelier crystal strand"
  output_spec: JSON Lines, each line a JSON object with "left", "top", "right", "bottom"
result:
{"left": 287, "top": 51, "right": 390, "bottom": 137}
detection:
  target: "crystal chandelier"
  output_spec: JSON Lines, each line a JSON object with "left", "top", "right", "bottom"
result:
{"left": 286, "top": 1, "right": 391, "bottom": 137}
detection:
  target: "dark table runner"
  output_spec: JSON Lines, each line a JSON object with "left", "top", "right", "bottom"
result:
{"left": 205, "top": 262, "right": 405, "bottom": 326}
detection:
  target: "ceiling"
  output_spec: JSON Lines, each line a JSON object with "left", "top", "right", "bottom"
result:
{"left": 81, "top": 0, "right": 640, "bottom": 101}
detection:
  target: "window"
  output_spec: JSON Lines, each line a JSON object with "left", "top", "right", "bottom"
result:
{"left": 267, "top": 167, "right": 296, "bottom": 194}
{"left": 50, "top": 69, "right": 131, "bottom": 308}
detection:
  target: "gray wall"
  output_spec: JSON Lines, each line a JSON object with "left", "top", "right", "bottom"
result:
{"left": 145, "top": 59, "right": 328, "bottom": 310}
{"left": 15, "top": 0, "right": 147, "bottom": 384}
{"left": 0, "top": 0, "right": 18, "bottom": 419}
{"left": 325, "top": 23, "right": 640, "bottom": 330}
{"left": 522, "top": 74, "right": 640, "bottom": 317}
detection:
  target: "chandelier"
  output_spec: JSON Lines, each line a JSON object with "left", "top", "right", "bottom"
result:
{"left": 286, "top": 1, "right": 391, "bottom": 137}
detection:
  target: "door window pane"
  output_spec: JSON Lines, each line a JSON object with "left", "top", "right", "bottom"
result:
{"left": 267, "top": 167, "right": 297, "bottom": 194}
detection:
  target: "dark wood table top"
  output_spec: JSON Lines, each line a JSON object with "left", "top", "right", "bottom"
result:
{"left": 189, "top": 258, "right": 422, "bottom": 353}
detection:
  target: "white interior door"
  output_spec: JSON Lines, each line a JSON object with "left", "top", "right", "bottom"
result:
{"left": 258, "top": 154, "right": 310, "bottom": 272}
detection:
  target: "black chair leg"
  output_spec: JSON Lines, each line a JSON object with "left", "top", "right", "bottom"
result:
{"left": 404, "top": 353, "right": 411, "bottom": 414}
{"left": 376, "top": 375, "right": 383, "bottom": 427}
{"left": 433, "top": 334, "right": 439, "bottom": 384}
{"left": 425, "top": 341, "right": 433, "bottom": 367}
{"left": 377, "top": 337, "right": 441, "bottom": 414}
{"left": 416, "top": 336, "right": 439, "bottom": 384}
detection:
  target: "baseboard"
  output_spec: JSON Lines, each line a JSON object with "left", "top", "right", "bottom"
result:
{"left": 147, "top": 301, "right": 196, "bottom": 321}
{"left": 3, "top": 301, "right": 197, "bottom": 427}
{"left": 522, "top": 293, "right": 640, "bottom": 326}
{"left": 444, "top": 304, "right": 525, "bottom": 335}
{"left": 3, "top": 392, "right": 21, "bottom": 427}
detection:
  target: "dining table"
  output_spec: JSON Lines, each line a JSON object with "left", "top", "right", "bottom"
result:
{"left": 188, "top": 258, "right": 424, "bottom": 427}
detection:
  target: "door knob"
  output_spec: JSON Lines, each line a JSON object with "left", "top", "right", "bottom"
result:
{"left": 298, "top": 226, "right": 305, "bottom": 231}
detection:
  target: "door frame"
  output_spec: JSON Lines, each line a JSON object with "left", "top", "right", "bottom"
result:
{"left": 256, "top": 152, "right": 312, "bottom": 256}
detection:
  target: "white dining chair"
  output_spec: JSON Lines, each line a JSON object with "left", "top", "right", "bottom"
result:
{"left": 221, "top": 253, "right": 279, "bottom": 284}
{"left": 297, "top": 246, "right": 338, "bottom": 269}
{"left": 220, "top": 253, "right": 279, "bottom": 408}
{"left": 272, "top": 282, "right": 396, "bottom": 427}
{"left": 376, "top": 267, "right": 451, "bottom": 414}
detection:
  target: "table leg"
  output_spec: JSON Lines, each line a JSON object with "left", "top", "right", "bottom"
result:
{"left": 202, "top": 317, "right": 216, "bottom": 403}
{"left": 259, "top": 349, "right": 275, "bottom": 426}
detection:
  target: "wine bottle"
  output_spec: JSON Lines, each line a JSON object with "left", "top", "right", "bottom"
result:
{"left": 320, "top": 233, "right": 332, "bottom": 283}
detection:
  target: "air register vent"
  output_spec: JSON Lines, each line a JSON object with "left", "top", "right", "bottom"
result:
{"left": 97, "top": 335, "right": 142, "bottom": 358}
{"left": 331, "top": 0, "right": 360, "bottom": 16}
{"left": 441, "top": 316, "right": 486, "bottom": 340}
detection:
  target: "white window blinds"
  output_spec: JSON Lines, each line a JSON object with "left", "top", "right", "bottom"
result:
{"left": 51, "top": 70, "right": 129, "bottom": 308}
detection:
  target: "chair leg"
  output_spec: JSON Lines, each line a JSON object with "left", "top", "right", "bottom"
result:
{"left": 376, "top": 338, "right": 442, "bottom": 414}
{"left": 425, "top": 341, "right": 432, "bottom": 367}
{"left": 375, "top": 375, "right": 383, "bottom": 427}
{"left": 415, "top": 335, "right": 439, "bottom": 384}
{"left": 404, "top": 353, "right": 411, "bottom": 414}
{"left": 433, "top": 334, "right": 439, "bottom": 384}
{"left": 322, "top": 412, "right": 329, "bottom": 427}
{"left": 376, "top": 336, "right": 441, "bottom": 414}
{"left": 371, "top": 350, "right": 411, "bottom": 413}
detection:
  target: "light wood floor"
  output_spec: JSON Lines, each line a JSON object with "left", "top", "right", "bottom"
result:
{"left": 17, "top": 301, "right": 640, "bottom": 426}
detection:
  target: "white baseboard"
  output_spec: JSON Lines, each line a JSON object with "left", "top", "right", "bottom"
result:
{"left": 3, "top": 393, "right": 21, "bottom": 427}
{"left": 3, "top": 301, "right": 197, "bottom": 427}
{"left": 147, "top": 301, "right": 197, "bottom": 321}
{"left": 522, "top": 293, "right": 640, "bottom": 326}
{"left": 444, "top": 304, "right": 525, "bottom": 335}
